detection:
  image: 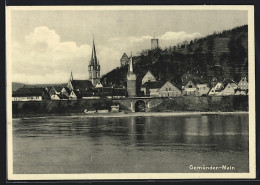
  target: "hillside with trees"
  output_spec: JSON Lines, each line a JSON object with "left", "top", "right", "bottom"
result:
{"left": 101, "top": 25, "right": 248, "bottom": 91}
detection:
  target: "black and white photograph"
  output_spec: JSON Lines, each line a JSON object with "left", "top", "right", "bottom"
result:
{"left": 6, "top": 5, "right": 255, "bottom": 180}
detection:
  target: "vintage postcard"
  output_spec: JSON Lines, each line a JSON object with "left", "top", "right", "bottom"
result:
{"left": 6, "top": 5, "right": 255, "bottom": 180}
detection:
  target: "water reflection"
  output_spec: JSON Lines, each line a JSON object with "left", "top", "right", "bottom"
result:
{"left": 13, "top": 114, "right": 249, "bottom": 173}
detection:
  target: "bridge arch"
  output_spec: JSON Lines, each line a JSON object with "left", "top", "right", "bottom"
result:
{"left": 134, "top": 100, "right": 146, "bottom": 112}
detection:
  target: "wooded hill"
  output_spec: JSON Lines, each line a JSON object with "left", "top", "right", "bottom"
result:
{"left": 101, "top": 25, "right": 248, "bottom": 91}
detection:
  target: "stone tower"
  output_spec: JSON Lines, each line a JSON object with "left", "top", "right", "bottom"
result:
{"left": 88, "top": 38, "right": 100, "bottom": 86}
{"left": 127, "top": 54, "right": 136, "bottom": 97}
{"left": 120, "top": 53, "right": 130, "bottom": 67}
{"left": 151, "top": 38, "right": 159, "bottom": 50}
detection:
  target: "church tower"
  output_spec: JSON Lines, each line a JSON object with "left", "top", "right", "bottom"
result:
{"left": 127, "top": 54, "right": 136, "bottom": 97}
{"left": 88, "top": 37, "right": 100, "bottom": 87}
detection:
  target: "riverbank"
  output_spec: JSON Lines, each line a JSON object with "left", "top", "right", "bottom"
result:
{"left": 12, "top": 96, "right": 248, "bottom": 117}
{"left": 12, "top": 111, "right": 248, "bottom": 119}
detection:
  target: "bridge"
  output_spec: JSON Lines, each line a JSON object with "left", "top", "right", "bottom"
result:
{"left": 113, "top": 97, "right": 166, "bottom": 112}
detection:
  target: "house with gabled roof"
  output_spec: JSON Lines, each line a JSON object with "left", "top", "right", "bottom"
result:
{"left": 59, "top": 87, "right": 70, "bottom": 99}
{"left": 95, "top": 82, "right": 103, "bottom": 88}
{"left": 219, "top": 82, "right": 235, "bottom": 96}
{"left": 182, "top": 80, "right": 198, "bottom": 96}
{"left": 157, "top": 81, "right": 181, "bottom": 97}
{"left": 181, "top": 72, "right": 194, "bottom": 86}
{"left": 69, "top": 90, "right": 82, "bottom": 100}
{"left": 50, "top": 94, "right": 61, "bottom": 100}
{"left": 141, "top": 81, "right": 164, "bottom": 96}
{"left": 238, "top": 77, "right": 248, "bottom": 90}
{"left": 49, "top": 86, "right": 63, "bottom": 100}
{"left": 208, "top": 82, "right": 224, "bottom": 96}
{"left": 142, "top": 71, "right": 157, "bottom": 85}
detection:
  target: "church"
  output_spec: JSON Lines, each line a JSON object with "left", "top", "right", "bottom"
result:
{"left": 65, "top": 37, "right": 126, "bottom": 99}
{"left": 68, "top": 38, "right": 101, "bottom": 91}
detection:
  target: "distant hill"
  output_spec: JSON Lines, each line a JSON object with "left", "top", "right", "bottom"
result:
{"left": 12, "top": 82, "right": 26, "bottom": 92}
{"left": 101, "top": 25, "right": 248, "bottom": 90}
{"left": 12, "top": 82, "right": 67, "bottom": 92}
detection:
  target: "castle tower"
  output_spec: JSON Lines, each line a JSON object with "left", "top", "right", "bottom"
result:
{"left": 151, "top": 37, "right": 159, "bottom": 50}
{"left": 120, "top": 53, "right": 130, "bottom": 67}
{"left": 88, "top": 37, "right": 100, "bottom": 86}
{"left": 127, "top": 54, "right": 136, "bottom": 97}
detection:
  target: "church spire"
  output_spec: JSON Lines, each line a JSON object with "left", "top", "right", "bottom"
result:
{"left": 128, "top": 52, "right": 133, "bottom": 73}
{"left": 70, "top": 70, "right": 73, "bottom": 81}
{"left": 90, "top": 36, "right": 98, "bottom": 66}
{"left": 88, "top": 35, "right": 101, "bottom": 87}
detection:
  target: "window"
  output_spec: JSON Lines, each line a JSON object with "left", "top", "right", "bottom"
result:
{"left": 169, "top": 88, "right": 171, "bottom": 91}
{"left": 166, "top": 88, "right": 168, "bottom": 91}
{"left": 189, "top": 85, "right": 192, "bottom": 88}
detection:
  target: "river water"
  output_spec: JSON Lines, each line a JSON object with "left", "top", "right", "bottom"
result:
{"left": 13, "top": 113, "right": 249, "bottom": 174}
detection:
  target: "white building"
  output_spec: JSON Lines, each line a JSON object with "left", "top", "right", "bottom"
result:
{"left": 196, "top": 84, "right": 210, "bottom": 96}
{"left": 238, "top": 77, "right": 248, "bottom": 90}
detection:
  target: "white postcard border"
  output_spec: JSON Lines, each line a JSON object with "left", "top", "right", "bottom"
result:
{"left": 6, "top": 5, "right": 256, "bottom": 180}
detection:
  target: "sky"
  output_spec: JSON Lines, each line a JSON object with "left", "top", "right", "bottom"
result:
{"left": 10, "top": 9, "right": 248, "bottom": 84}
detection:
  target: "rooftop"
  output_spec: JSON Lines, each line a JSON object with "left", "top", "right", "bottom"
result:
{"left": 13, "top": 87, "right": 45, "bottom": 97}
{"left": 71, "top": 80, "right": 93, "bottom": 92}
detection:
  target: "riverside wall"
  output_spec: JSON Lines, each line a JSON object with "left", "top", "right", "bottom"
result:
{"left": 12, "top": 96, "right": 248, "bottom": 117}
{"left": 150, "top": 95, "right": 248, "bottom": 112}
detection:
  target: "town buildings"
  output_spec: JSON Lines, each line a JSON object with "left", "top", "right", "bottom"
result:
{"left": 12, "top": 36, "right": 249, "bottom": 101}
